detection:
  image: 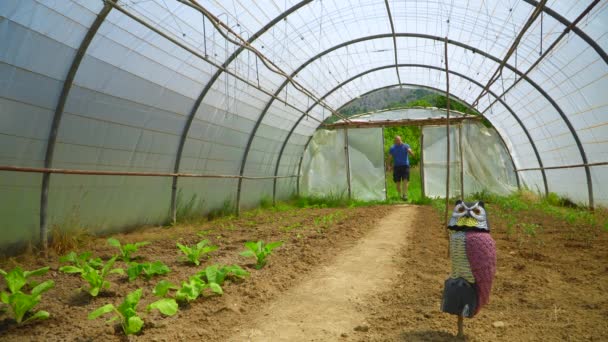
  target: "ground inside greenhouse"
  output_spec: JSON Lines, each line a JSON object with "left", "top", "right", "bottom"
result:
{"left": 0, "top": 203, "right": 606, "bottom": 341}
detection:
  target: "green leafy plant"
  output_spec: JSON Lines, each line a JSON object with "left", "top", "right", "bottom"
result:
{"left": 126, "top": 261, "right": 170, "bottom": 282}
{"left": 107, "top": 238, "right": 150, "bottom": 262}
{"left": 0, "top": 266, "right": 49, "bottom": 293}
{"left": 174, "top": 274, "right": 223, "bottom": 303}
{"left": 152, "top": 280, "right": 178, "bottom": 298}
{"left": 176, "top": 240, "right": 218, "bottom": 266}
{"left": 89, "top": 288, "right": 177, "bottom": 336}
{"left": 240, "top": 241, "right": 283, "bottom": 269}
{"left": 0, "top": 267, "right": 54, "bottom": 324}
{"left": 197, "top": 264, "right": 249, "bottom": 287}
{"left": 60, "top": 256, "right": 124, "bottom": 296}
{"left": 282, "top": 222, "right": 302, "bottom": 232}
{"left": 59, "top": 251, "right": 103, "bottom": 270}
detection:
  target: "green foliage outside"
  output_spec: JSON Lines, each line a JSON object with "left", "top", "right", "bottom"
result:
{"left": 331, "top": 86, "right": 484, "bottom": 125}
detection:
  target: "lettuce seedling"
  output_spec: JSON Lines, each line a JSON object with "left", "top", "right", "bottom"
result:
{"left": 89, "top": 288, "right": 177, "bottom": 336}
{"left": 60, "top": 256, "right": 124, "bottom": 296}
{"left": 152, "top": 280, "right": 178, "bottom": 298}
{"left": 197, "top": 264, "right": 249, "bottom": 286}
{"left": 0, "top": 266, "right": 50, "bottom": 294}
{"left": 174, "top": 274, "right": 222, "bottom": 303}
{"left": 0, "top": 267, "right": 54, "bottom": 324}
{"left": 239, "top": 241, "right": 283, "bottom": 269}
{"left": 107, "top": 238, "right": 150, "bottom": 262}
{"left": 126, "top": 261, "right": 170, "bottom": 282}
{"left": 176, "top": 240, "right": 218, "bottom": 266}
{"left": 59, "top": 251, "right": 103, "bottom": 271}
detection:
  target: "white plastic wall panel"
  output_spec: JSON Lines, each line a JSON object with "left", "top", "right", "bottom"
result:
{"left": 176, "top": 178, "right": 238, "bottom": 217}
{"left": 545, "top": 168, "right": 589, "bottom": 205}
{"left": 251, "top": 1, "right": 391, "bottom": 73}
{"left": 591, "top": 165, "right": 608, "bottom": 206}
{"left": 300, "top": 129, "right": 348, "bottom": 198}
{"left": 0, "top": 0, "right": 98, "bottom": 249}
{"left": 422, "top": 126, "right": 462, "bottom": 198}
{"left": 461, "top": 122, "right": 517, "bottom": 196}
{"left": 499, "top": 81, "right": 582, "bottom": 167}
{"left": 526, "top": 37, "right": 608, "bottom": 164}
{"left": 0, "top": 172, "right": 42, "bottom": 249}
{"left": 518, "top": 170, "right": 546, "bottom": 194}
{"left": 347, "top": 128, "right": 386, "bottom": 201}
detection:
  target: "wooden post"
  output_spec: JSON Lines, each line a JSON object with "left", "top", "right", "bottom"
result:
{"left": 457, "top": 315, "right": 464, "bottom": 337}
{"left": 420, "top": 127, "right": 425, "bottom": 198}
{"left": 444, "top": 37, "right": 451, "bottom": 226}
{"left": 459, "top": 123, "right": 464, "bottom": 198}
{"left": 344, "top": 128, "right": 352, "bottom": 199}
{"left": 382, "top": 127, "right": 388, "bottom": 201}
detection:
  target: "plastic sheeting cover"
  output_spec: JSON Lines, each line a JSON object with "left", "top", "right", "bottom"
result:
{"left": 347, "top": 128, "right": 386, "bottom": 201}
{"left": 300, "top": 129, "right": 348, "bottom": 198}
{"left": 422, "top": 122, "right": 517, "bottom": 199}
{"left": 300, "top": 128, "right": 385, "bottom": 201}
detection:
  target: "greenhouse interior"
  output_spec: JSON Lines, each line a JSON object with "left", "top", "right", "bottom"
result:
{"left": 0, "top": 0, "right": 606, "bottom": 341}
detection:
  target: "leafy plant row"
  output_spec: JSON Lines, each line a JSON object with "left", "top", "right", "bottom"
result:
{"left": 0, "top": 237, "right": 282, "bottom": 336}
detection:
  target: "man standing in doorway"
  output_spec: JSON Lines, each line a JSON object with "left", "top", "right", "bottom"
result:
{"left": 389, "top": 135, "right": 415, "bottom": 201}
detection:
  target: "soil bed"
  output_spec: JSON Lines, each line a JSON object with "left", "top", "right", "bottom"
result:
{"left": 0, "top": 205, "right": 391, "bottom": 341}
{"left": 359, "top": 204, "right": 608, "bottom": 341}
{"left": 1, "top": 202, "right": 606, "bottom": 341}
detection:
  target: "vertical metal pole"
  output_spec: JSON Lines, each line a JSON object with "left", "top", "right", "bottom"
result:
{"left": 344, "top": 128, "right": 352, "bottom": 199}
{"left": 459, "top": 123, "right": 464, "bottom": 198}
{"left": 382, "top": 127, "right": 388, "bottom": 201}
{"left": 420, "top": 127, "right": 425, "bottom": 198}
{"left": 296, "top": 134, "right": 315, "bottom": 197}
{"left": 444, "top": 37, "right": 452, "bottom": 226}
{"left": 40, "top": 1, "right": 115, "bottom": 250}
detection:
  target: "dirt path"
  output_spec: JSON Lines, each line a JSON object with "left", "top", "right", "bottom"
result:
{"left": 228, "top": 205, "right": 416, "bottom": 341}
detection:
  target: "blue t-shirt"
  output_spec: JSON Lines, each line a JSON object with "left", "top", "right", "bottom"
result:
{"left": 390, "top": 143, "right": 410, "bottom": 167}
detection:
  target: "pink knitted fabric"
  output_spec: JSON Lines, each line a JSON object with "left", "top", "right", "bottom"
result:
{"left": 465, "top": 231, "right": 496, "bottom": 315}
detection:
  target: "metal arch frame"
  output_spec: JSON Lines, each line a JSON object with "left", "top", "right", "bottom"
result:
{"left": 249, "top": 33, "right": 588, "bottom": 205}
{"left": 522, "top": 0, "right": 607, "bottom": 65}
{"left": 275, "top": 64, "right": 539, "bottom": 203}
{"left": 180, "top": 0, "right": 606, "bottom": 213}
{"left": 33, "top": 0, "right": 604, "bottom": 244}
{"left": 39, "top": 1, "right": 116, "bottom": 249}
{"left": 383, "top": 0, "right": 402, "bottom": 85}
{"left": 170, "top": 0, "right": 312, "bottom": 221}
{"left": 289, "top": 83, "right": 522, "bottom": 200}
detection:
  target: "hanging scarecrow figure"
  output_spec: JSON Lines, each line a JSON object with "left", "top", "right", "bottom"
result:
{"left": 441, "top": 200, "right": 497, "bottom": 337}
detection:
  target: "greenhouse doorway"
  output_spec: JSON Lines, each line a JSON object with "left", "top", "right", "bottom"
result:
{"left": 383, "top": 125, "right": 422, "bottom": 202}
{"left": 299, "top": 107, "right": 518, "bottom": 202}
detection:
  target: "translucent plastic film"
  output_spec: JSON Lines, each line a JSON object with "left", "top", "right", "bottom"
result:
{"left": 461, "top": 122, "right": 518, "bottom": 196}
{"left": 422, "top": 122, "right": 517, "bottom": 199}
{"left": 300, "top": 128, "right": 385, "bottom": 201}
{"left": 422, "top": 126, "right": 462, "bottom": 198}
{"left": 347, "top": 128, "right": 386, "bottom": 201}
{"left": 300, "top": 129, "right": 348, "bottom": 198}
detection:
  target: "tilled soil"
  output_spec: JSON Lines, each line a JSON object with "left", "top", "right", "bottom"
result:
{"left": 1, "top": 203, "right": 607, "bottom": 342}
{"left": 227, "top": 205, "right": 417, "bottom": 341}
{"left": 0, "top": 205, "right": 391, "bottom": 341}
{"left": 358, "top": 205, "right": 608, "bottom": 341}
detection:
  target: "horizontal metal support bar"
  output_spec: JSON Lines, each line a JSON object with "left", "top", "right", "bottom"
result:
{"left": 106, "top": 1, "right": 321, "bottom": 124}
{"left": 516, "top": 162, "right": 608, "bottom": 172}
{"left": 0, "top": 165, "right": 296, "bottom": 180}
{"left": 323, "top": 116, "right": 480, "bottom": 129}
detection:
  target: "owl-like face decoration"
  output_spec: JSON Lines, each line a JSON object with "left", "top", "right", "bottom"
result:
{"left": 448, "top": 200, "right": 490, "bottom": 232}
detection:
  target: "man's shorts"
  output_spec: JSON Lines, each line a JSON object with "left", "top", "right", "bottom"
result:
{"left": 393, "top": 165, "right": 410, "bottom": 182}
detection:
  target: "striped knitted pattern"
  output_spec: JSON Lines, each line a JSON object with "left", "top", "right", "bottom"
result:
{"left": 449, "top": 231, "right": 475, "bottom": 283}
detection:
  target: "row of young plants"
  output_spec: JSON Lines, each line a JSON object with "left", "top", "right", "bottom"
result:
{"left": 0, "top": 236, "right": 283, "bottom": 336}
